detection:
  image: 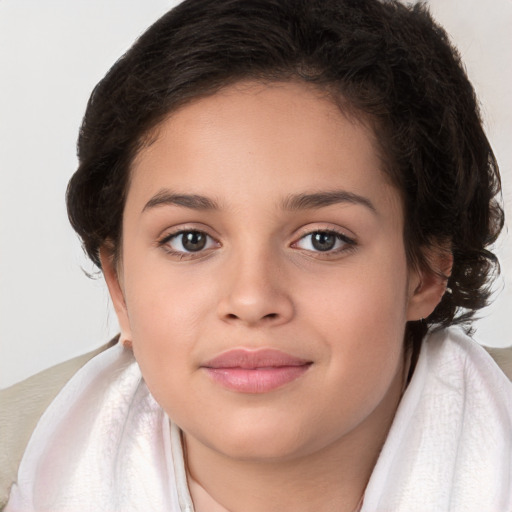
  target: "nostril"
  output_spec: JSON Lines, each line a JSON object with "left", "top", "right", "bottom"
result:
{"left": 224, "top": 312, "right": 279, "bottom": 322}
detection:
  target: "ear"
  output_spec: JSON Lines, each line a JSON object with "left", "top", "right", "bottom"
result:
{"left": 100, "top": 245, "right": 133, "bottom": 346}
{"left": 406, "top": 247, "right": 453, "bottom": 321}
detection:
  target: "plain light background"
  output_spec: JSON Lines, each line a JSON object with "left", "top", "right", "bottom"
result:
{"left": 1, "top": 0, "right": 511, "bottom": 388}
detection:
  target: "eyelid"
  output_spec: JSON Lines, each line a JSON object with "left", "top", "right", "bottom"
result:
{"left": 291, "top": 226, "right": 357, "bottom": 254}
{"left": 156, "top": 222, "right": 219, "bottom": 244}
{"left": 157, "top": 226, "right": 221, "bottom": 257}
{"left": 292, "top": 223, "right": 356, "bottom": 242}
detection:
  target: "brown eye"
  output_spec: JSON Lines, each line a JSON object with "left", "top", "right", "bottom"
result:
{"left": 181, "top": 231, "right": 207, "bottom": 252}
{"left": 311, "top": 232, "right": 336, "bottom": 251}
{"left": 294, "top": 230, "right": 356, "bottom": 254}
{"left": 163, "top": 230, "right": 217, "bottom": 253}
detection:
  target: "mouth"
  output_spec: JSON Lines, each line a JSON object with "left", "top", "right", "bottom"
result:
{"left": 201, "top": 349, "right": 312, "bottom": 393}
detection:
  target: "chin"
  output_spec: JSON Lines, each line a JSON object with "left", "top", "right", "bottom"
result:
{"left": 197, "top": 413, "right": 335, "bottom": 462}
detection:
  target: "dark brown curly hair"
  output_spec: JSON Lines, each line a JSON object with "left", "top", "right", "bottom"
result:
{"left": 66, "top": 0, "right": 504, "bottom": 347}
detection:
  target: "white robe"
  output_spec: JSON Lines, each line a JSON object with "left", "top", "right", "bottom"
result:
{"left": 6, "top": 328, "right": 512, "bottom": 512}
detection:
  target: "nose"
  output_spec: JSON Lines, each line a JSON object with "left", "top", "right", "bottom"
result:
{"left": 216, "top": 250, "right": 294, "bottom": 327}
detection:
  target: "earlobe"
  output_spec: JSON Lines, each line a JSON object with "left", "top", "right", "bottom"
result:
{"left": 406, "top": 249, "right": 453, "bottom": 322}
{"left": 99, "top": 246, "right": 133, "bottom": 347}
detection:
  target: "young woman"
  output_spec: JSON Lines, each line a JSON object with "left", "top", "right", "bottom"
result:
{"left": 4, "top": 0, "right": 511, "bottom": 510}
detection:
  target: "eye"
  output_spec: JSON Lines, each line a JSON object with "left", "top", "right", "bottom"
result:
{"left": 160, "top": 230, "right": 217, "bottom": 254}
{"left": 293, "top": 230, "right": 355, "bottom": 253}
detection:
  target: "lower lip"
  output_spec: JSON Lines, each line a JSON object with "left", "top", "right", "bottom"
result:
{"left": 203, "top": 365, "right": 311, "bottom": 393}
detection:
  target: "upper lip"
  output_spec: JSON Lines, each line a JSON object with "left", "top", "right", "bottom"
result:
{"left": 202, "top": 349, "right": 311, "bottom": 369}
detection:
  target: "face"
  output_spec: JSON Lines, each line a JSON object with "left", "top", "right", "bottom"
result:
{"left": 103, "top": 81, "right": 443, "bottom": 463}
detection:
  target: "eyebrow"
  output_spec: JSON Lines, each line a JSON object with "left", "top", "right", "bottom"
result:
{"left": 142, "top": 190, "right": 220, "bottom": 212}
{"left": 282, "top": 190, "right": 377, "bottom": 214}
{"left": 142, "top": 189, "right": 377, "bottom": 214}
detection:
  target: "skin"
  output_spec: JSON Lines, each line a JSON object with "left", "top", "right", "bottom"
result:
{"left": 101, "top": 81, "right": 447, "bottom": 512}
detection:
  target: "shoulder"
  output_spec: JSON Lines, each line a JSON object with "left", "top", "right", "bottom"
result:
{"left": 0, "top": 338, "right": 118, "bottom": 510}
{"left": 426, "top": 327, "right": 512, "bottom": 382}
{"left": 363, "top": 328, "right": 512, "bottom": 510}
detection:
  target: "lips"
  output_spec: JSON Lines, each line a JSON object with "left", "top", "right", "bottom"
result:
{"left": 202, "top": 349, "right": 312, "bottom": 393}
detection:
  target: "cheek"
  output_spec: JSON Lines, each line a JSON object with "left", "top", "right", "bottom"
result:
{"left": 121, "top": 259, "right": 216, "bottom": 399}
{"left": 301, "top": 251, "right": 410, "bottom": 393}
{"left": 124, "top": 244, "right": 214, "bottom": 332}
{"left": 304, "top": 255, "right": 409, "bottom": 339}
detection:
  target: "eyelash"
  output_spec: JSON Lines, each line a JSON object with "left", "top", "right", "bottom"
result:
{"left": 292, "top": 229, "right": 357, "bottom": 256}
{"left": 157, "top": 229, "right": 218, "bottom": 259}
{"left": 157, "top": 228, "right": 357, "bottom": 259}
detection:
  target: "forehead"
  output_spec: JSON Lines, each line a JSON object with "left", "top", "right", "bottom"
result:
{"left": 127, "top": 80, "right": 401, "bottom": 221}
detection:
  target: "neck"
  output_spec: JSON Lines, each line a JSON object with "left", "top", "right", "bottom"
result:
{"left": 186, "top": 439, "right": 369, "bottom": 512}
